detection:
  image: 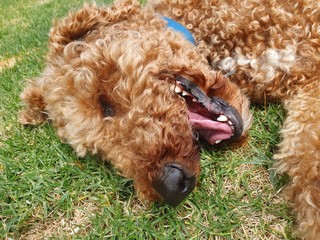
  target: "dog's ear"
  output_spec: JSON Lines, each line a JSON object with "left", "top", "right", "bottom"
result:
{"left": 19, "top": 81, "right": 48, "bottom": 125}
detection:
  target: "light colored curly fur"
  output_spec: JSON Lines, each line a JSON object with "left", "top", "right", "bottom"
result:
{"left": 149, "top": 0, "right": 320, "bottom": 238}
{"left": 19, "top": 0, "right": 251, "bottom": 204}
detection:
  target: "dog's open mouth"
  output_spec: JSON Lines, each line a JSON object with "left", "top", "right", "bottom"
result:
{"left": 174, "top": 77, "right": 243, "bottom": 144}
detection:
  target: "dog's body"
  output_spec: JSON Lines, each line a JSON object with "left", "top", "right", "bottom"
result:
{"left": 150, "top": 0, "right": 320, "bottom": 238}
{"left": 19, "top": 0, "right": 251, "bottom": 207}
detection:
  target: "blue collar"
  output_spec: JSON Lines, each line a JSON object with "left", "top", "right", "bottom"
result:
{"left": 163, "top": 16, "right": 196, "bottom": 45}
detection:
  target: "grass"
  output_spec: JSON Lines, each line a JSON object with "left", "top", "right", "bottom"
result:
{"left": 0, "top": 0, "right": 295, "bottom": 239}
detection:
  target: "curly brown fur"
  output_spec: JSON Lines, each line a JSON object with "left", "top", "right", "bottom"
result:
{"left": 19, "top": 0, "right": 251, "bottom": 206}
{"left": 149, "top": 0, "right": 320, "bottom": 238}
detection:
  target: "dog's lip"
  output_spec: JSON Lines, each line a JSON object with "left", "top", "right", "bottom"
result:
{"left": 174, "top": 76, "right": 244, "bottom": 144}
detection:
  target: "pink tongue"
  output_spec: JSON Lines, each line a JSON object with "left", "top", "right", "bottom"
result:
{"left": 187, "top": 111, "right": 233, "bottom": 144}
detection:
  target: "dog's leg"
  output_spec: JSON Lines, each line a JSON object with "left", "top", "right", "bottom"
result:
{"left": 274, "top": 86, "right": 320, "bottom": 239}
{"left": 19, "top": 79, "right": 47, "bottom": 125}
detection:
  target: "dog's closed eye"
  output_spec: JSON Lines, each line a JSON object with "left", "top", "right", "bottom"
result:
{"left": 99, "top": 95, "right": 114, "bottom": 117}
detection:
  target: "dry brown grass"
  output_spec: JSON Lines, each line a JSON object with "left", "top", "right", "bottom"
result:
{"left": 20, "top": 201, "right": 99, "bottom": 240}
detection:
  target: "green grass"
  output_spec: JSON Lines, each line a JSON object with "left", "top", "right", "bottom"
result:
{"left": 0, "top": 0, "right": 295, "bottom": 239}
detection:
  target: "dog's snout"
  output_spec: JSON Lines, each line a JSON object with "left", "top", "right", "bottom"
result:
{"left": 154, "top": 163, "right": 196, "bottom": 207}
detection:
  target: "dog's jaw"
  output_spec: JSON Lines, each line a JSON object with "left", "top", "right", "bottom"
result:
{"left": 172, "top": 77, "right": 244, "bottom": 145}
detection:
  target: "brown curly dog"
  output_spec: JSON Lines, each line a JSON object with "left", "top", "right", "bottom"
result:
{"left": 18, "top": 0, "right": 251, "bottom": 207}
{"left": 150, "top": 0, "right": 320, "bottom": 238}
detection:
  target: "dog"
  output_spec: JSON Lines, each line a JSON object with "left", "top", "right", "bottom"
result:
{"left": 18, "top": 0, "right": 251, "bottom": 208}
{"left": 149, "top": 0, "right": 320, "bottom": 238}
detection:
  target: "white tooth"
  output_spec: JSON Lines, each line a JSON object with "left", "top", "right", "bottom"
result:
{"left": 192, "top": 98, "right": 197, "bottom": 102}
{"left": 182, "top": 91, "right": 190, "bottom": 96}
{"left": 228, "top": 120, "right": 233, "bottom": 125}
{"left": 215, "top": 140, "right": 222, "bottom": 144}
{"left": 217, "top": 115, "right": 228, "bottom": 122}
{"left": 174, "top": 86, "right": 183, "bottom": 93}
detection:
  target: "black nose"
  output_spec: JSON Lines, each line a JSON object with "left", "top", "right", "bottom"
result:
{"left": 154, "top": 163, "right": 196, "bottom": 207}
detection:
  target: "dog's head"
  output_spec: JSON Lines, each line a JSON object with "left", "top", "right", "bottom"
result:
{"left": 41, "top": 1, "right": 252, "bottom": 207}
{"left": 96, "top": 62, "right": 251, "bottom": 206}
